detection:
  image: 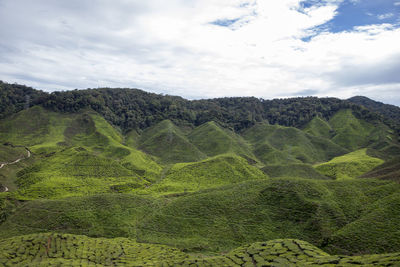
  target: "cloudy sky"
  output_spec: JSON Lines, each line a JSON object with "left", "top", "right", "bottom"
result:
{"left": 0, "top": 0, "right": 400, "bottom": 105}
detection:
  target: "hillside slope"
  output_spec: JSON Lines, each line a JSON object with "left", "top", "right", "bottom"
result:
{"left": 138, "top": 120, "right": 206, "bottom": 163}
{"left": 188, "top": 121, "right": 256, "bottom": 161}
{"left": 243, "top": 123, "right": 347, "bottom": 165}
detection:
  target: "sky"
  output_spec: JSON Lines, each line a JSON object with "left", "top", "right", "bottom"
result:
{"left": 0, "top": 0, "right": 400, "bottom": 105}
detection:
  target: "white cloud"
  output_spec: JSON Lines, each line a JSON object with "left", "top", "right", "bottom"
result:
{"left": 0, "top": 0, "right": 399, "bottom": 105}
{"left": 394, "top": 2, "right": 400, "bottom": 7}
{"left": 377, "top": 13, "right": 394, "bottom": 20}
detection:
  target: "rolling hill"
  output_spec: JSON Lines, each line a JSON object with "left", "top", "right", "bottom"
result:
{"left": 1, "top": 82, "right": 400, "bottom": 265}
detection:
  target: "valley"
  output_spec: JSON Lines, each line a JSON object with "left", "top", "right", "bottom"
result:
{"left": 1, "top": 82, "right": 400, "bottom": 265}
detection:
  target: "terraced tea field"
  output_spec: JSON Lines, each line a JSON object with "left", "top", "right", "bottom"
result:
{"left": 1, "top": 233, "right": 400, "bottom": 266}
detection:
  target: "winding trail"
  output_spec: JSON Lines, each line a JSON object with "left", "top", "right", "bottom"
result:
{"left": 0, "top": 146, "right": 31, "bottom": 192}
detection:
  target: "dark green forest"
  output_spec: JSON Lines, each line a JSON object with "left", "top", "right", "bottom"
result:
{"left": 1, "top": 81, "right": 393, "bottom": 133}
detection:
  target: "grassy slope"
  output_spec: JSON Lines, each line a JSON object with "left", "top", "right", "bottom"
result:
{"left": 262, "top": 163, "right": 329, "bottom": 179}
{"left": 360, "top": 157, "right": 400, "bottom": 182}
{"left": 0, "top": 107, "right": 161, "bottom": 191}
{"left": 328, "top": 109, "right": 393, "bottom": 152}
{"left": 0, "top": 144, "right": 32, "bottom": 190}
{"left": 314, "top": 148, "right": 384, "bottom": 180}
{"left": 0, "top": 194, "right": 161, "bottom": 239}
{"left": 137, "top": 178, "right": 399, "bottom": 254}
{"left": 326, "top": 191, "right": 400, "bottom": 255}
{"left": 12, "top": 148, "right": 151, "bottom": 199}
{"left": 0, "top": 144, "right": 27, "bottom": 163}
{"left": 242, "top": 123, "right": 347, "bottom": 165}
{"left": 138, "top": 120, "right": 206, "bottom": 164}
{"left": 1, "top": 234, "right": 399, "bottom": 266}
{"left": 1, "top": 175, "right": 400, "bottom": 256}
{"left": 147, "top": 154, "right": 268, "bottom": 194}
{"left": 303, "top": 116, "right": 333, "bottom": 139}
{"left": 188, "top": 121, "right": 256, "bottom": 162}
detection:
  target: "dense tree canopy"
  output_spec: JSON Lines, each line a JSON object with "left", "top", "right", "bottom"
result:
{"left": 0, "top": 81, "right": 394, "bottom": 133}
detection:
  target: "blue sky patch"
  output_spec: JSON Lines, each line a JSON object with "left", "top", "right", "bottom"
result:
{"left": 300, "top": 0, "right": 399, "bottom": 38}
{"left": 210, "top": 18, "right": 241, "bottom": 27}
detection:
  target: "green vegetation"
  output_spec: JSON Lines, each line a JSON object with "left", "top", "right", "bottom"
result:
{"left": 12, "top": 148, "right": 150, "bottom": 199}
{"left": 326, "top": 191, "right": 400, "bottom": 255}
{"left": 147, "top": 154, "right": 267, "bottom": 194}
{"left": 329, "top": 109, "right": 379, "bottom": 151}
{"left": 0, "top": 144, "right": 27, "bottom": 163}
{"left": 303, "top": 116, "right": 333, "bottom": 139}
{"left": 0, "top": 194, "right": 161, "bottom": 239}
{"left": 2, "top": 234, "right": 399, "bottom": 266}
{"left": 0, "top": 233, "right": 188, "bottom": 266}
{"left": 262, "top": 163, "right": 329, "bottom": 179}
{"left": 1, "top": 81, "right": 388, "bottom": 133}
{"left": 1, "top": 83, "right": 400, "bottom": 265}
{"left": 243, "top": 123, "right": 347, "bottom": 165}
{"left": 360, "top": 156, "right": 400, "bottom": 182}
{"left": 138, "top": 120, "right": 206, "bottom": 163}
{"left": 137, "top": 178, "right": 400, "bottom": 254}
{"left": 188, "top": 121, "right": 256, "bottom": 162}
{"left": 314, "top": 148, "right": 384, "bottom": 180}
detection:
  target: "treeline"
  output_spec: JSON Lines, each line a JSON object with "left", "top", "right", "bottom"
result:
{"left": 0, "top": 82, "right": 47, "bottom": 119}
{"left": 349, "top": 96, "right": 400, "bottom": 128}
{"left": 0, "top": 81, "right": 392, "bottom": 132}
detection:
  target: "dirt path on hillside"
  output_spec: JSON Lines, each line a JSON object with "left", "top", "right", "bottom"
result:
{"left": 0, "top": 146, "right": 31, "bottom": 192}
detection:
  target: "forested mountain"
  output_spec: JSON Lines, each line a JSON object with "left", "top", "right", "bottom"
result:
{"left": 0, "top": 81, "right": 386, "bottom": 132}
{"left": 1, "top": 81, "right": 400, "bottom": 265}
{"left": 349, "top": 95, "right": 400, "bottom": 128}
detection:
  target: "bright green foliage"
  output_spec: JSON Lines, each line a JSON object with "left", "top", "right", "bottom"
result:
{"left": 303, "top": 116, "right": 333, "bottom": 139}
{"left": 314, "top": 148, "right": 384, "bottom": 180}
{"left": 360, "top": 156, "right": 400, "bottom": 182}
{"left": 0, "top": 144, "right": 27, "bottom": 163}
{"left": 0, "top": 106, "right": 68, "bottom": 154}
{"left": 125, "top": 129, "right": 140, "bottom": 148}
{"left": 326, "top": 191, "right": 400, "bottom": 255}
{"left": 0, "top": 146, "right": 34, "bottom": 191}
{"left": 243, "top": 123, "right": 347, "bottom": 165}
{"left": 0, "top": 107, "right": 161, "bottom": 185}
{"left": 137, "top": 178, "right": 400, "bottom": 253}
{"left": 329, "top": 109, "right": 377, "bottom": 151}
{"left": 0, "top": 194, "right": 161, "bottom": 239}
{"left": 188, "top": 121, "right": 256, "bottom": 161}
{"left": 262, "top": 163, "right": 329, "bottom": 179}
{"left": 138, "top": 120, "right": 206, "bottom": 163}
{"left": 174, "top": 239, "right": 400, "bottom": 266}
{"left": 12, "top": 148, "right": 150, "bottom": 199}
{"left": 0, "top": 233, "right": 188, "bottom": 266}
{"left": 4, "top": 178, "right": 398, "bottom": 255}
{"left": 147, "top": 154, "right": 267, "bottom": 194}
{"left": 1, "top": 234, "right": 399, "bottom": 266}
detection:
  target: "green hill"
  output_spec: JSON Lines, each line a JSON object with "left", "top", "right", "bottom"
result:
{"left": 329, "top": 109, "right": 380, "bottom": 151}
{"left": 138, "top": 120, "right": 206, "bottom": 163}
{"left": 1, "top": 87, "right": 400, "bottom": 265}
{"left": 12, "top": 148, "right": 152, "bottom": 199}
{"left": 303, "top": 116, "right": 333, "bottom": 139}
{"left": 359, "top": 157, "right": 400, "bottom": 182}
{"left": 243, "top": 123, "right": 347, "bottom": 165}
{"left": 148, "top": 154, "right": 267, "bottom": 194}
{"left": 137, "top": 178, "right": 400, "bottom": 254}
{"left": 326, "top": 191, "right": 400, "bottom": 255}
{"left": 188, "top": 121, "right": 256, "bottom": 162}
{"left": 0, "top": 107, "right": 161, "bottom": 182}
{"left": 0, "top": 144, "right": 27, "bottom": 164}
{"left": 262, "top": 163, "right": 329, "bottom": 179}
{"left": 314, "top": 148, "right": 384, "bottom": 180}
{"left": 0, "top": 194, "right": 160, "bottom": 239}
